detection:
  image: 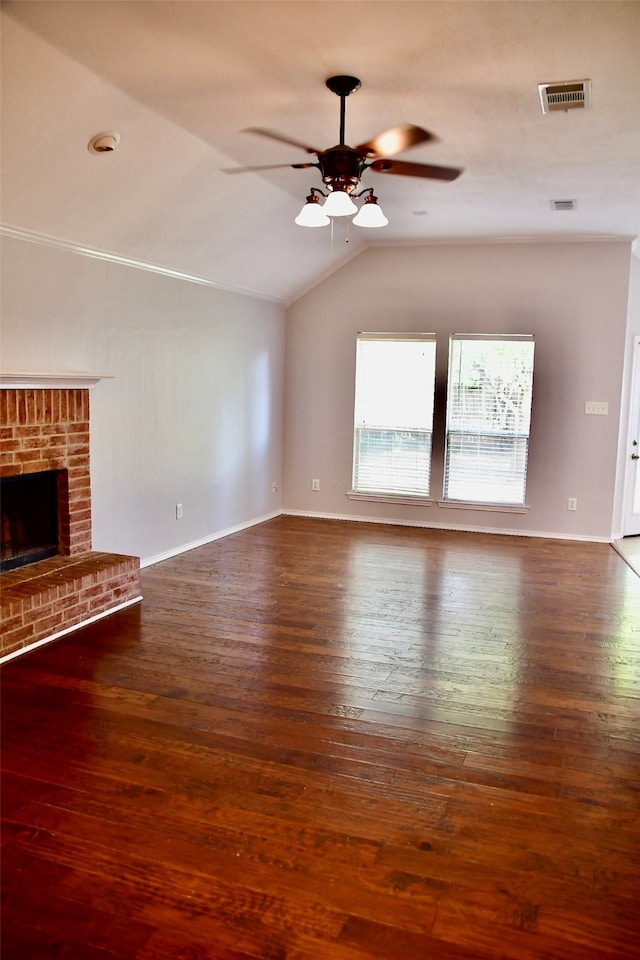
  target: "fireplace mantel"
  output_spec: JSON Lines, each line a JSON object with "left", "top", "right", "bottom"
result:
{"left": 0, "top": 372, "right": 112, "bottom": 389}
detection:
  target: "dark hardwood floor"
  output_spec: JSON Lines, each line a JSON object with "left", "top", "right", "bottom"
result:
{"left": 2, "top": 515, "right": 640, "bottom": 959}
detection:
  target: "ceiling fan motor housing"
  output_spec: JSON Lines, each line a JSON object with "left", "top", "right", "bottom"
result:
{"left": 319, "top": 146, "right": 365, "bottom": 193}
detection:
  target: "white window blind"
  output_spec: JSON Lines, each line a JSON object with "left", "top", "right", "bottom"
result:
{"left": 443, "top": 334, "right": 535, "bottom": 505}
{"left": 352, "top": 334, "right": 436, "bottom": 497}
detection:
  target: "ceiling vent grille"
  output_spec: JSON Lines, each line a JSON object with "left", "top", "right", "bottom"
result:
{"left": 538, "top": 80, "right": 591, "bottom": 114}
{"left": 551, "top": 199, "right": 577, "bottom": 211}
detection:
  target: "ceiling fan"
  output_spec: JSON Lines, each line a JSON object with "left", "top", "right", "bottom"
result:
{"left": 223, "top": 75, "right": 463, "bottom": 228}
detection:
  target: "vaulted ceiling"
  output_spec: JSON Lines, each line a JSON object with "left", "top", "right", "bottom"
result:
{"left": 2, "top": 1, "right": 639, "bottom": 304}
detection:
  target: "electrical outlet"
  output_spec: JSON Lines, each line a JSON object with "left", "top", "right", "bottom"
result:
{"left": 585, "top": 401, "right": 608, "bottom": 415}
{"left": 272, "top": 482, "right": 278, "bottom": 494}
{"left": 311, "top": 479, "right": 320, "bottom": 491}
{"left": 568, "top": 498, "right": 577, "bottom": 511}
{"left": 175, "top": 503, "right": 183, "bottom": 519}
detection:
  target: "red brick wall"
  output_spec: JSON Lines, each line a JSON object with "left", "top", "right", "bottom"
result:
{"left": 1, "top": 387, "right": 141, "bottom": 659}
{"left": 0, "top": 388, "right": 92, "bottom": 553}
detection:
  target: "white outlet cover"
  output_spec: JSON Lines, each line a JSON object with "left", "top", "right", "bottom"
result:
{"left": 585, "top": 401, "right": 608, "bottom": 415}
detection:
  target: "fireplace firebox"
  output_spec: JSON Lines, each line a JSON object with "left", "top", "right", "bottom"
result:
{"left": 1, "top": 469, "right": 61, "bottom": 572}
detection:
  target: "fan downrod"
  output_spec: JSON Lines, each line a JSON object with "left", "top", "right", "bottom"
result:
{"left": 326, "top": 75, "right": 361, "bottom": 98}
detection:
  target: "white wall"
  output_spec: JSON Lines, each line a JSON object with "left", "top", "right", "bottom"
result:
{"left": 2, "top": 236, "right": 633, "bottom": 556}
{"left": 283, "top": 241, "right": 632, "bottom": 540}
{"left": 1, "top": 235, "right": 285, "bottom": 564}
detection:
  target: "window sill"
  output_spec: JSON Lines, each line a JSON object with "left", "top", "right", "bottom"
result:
{"left": 346, "top": 492, "right": 529, "bottom": 514}
{"left": 347, "top": 491, "right": 434, "bottom": 507}
{"left": 437, "top": 499, "right": 529, "bottom": 514}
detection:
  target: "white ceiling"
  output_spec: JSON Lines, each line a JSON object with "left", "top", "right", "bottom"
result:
{"left": 2, "top": 1, "right": 639, "bottom": 304}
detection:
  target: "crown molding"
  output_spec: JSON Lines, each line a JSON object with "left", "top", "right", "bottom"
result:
{"left": 365, "top": 232, "right": 637, "bottom": 250}
{"left": 0, "top": 224, "right": 286, "bottom": 305}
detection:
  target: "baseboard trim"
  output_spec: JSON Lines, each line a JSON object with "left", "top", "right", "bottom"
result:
{"left": 140, "top": 510, "right": 282, "bottom": 568}
{"left": 281, "top": 509, "right": 612, "bottom": 543}
{"left": 0, "top": 595, "right": 143, "bottom": 665}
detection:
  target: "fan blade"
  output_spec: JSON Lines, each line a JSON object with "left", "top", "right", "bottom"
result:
{"left": 370, "top": 158, "right": 462, "bottom": 181}
{"left": 221, "top": 162, "right": 318, "bottom": 174}
{"left": 357, "top": 124, "right": 435, "bottom": 159}
{"left": 243, "top": 127, "right": 320, "bottom": 155}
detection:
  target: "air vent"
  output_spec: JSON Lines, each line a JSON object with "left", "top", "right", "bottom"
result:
{"left": 538, "top": 80, "right": 591, "bottom": 114}
{"left": 551, "top": 199, "right": 577, "bottom": 211}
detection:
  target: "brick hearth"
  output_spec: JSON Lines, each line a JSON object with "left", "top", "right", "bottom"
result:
{"left": 0, "top": 385, "right": 141, "bottom": 659}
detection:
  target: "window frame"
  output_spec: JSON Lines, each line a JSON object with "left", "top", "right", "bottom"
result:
{"left": 348, "top": 331, "right": 535, "bottom": 513}
{"left": 349, "top": 332, "right": 437, "bottom": 503}
{"left": 441, "top": 333, "right": 535, "bottom": 509}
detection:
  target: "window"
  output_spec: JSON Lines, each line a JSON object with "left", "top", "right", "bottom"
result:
{"left": 352, "top": 334, "right": 436, "bottom": 498}
{"left": 443, "top": 335, "right": 535, "bottom": 505}
{"left": 350, "top": 331, "right": 535, "bottom": 509}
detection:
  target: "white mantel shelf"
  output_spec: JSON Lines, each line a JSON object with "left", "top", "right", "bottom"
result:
{"left": 0, "top": 373, "right": 113, "bottom": 389}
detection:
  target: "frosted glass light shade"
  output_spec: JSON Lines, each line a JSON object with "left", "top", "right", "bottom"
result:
{"left": 352, "top": 200, "right": 388, "bottom": 228}
{"left": 295, "top": 200, "right": 330, "bottom": 227}
{"left": 323, "top": 190, "right": 358, "bottom": 217}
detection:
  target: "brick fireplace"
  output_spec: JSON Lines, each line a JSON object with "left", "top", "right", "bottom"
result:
{"left": 1, "top": 380, "right": 141, "bottom": 660}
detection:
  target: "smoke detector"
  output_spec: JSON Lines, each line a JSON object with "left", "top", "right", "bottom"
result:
{"left": 88, "top": 131, "right": 120, "bottom": 154}
{"left": 538, "top": 80, "right": 591, "bottom": 114}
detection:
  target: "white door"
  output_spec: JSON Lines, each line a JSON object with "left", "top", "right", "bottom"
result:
{"left": 623, "top": 336, "right": 640, "bottom": 536}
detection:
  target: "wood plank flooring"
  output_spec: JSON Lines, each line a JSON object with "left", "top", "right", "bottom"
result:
{"left": 2, "top": 515, "right": 640, "bottom": 959}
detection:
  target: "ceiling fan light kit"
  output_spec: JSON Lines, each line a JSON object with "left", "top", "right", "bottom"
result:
{"left": 294, "top": 190, "right": 330, "bottom": 227}
{"left": 321, "top": 189, "right": 358, "bottom": 217}
{"left": 352, "top": 191, "right": 389, "bottom": 228}
{"left": 226, "top": 76, "right": 462, "bottom": 230}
